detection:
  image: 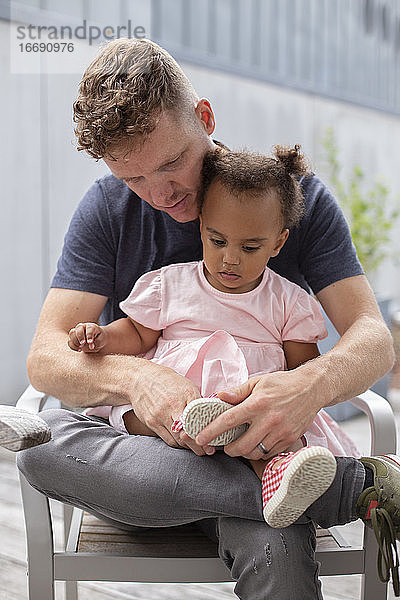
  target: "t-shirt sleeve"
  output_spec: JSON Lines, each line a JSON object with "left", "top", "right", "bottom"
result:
{"left": 119, "top": 270, "right": 163, "bottom": 331}
{"left": 51, "top": 180, "right": 116, "bottom": 297}
{"left": 298, "top": 176, "right": 364, "bottom": 294}
{"left": 282, "top": 289, "right": 328, "bottom": 343}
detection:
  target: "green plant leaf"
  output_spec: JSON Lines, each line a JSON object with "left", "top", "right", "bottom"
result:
{"left": 321, "top": 128, "right": 400, "bottom": 274}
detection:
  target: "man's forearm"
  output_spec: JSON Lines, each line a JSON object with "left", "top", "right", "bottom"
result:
{"left": 300, "top": 315, "right": 395, "bottom": 408}
{"left": 27, "top": 330, "right": 146, "bottom": 408}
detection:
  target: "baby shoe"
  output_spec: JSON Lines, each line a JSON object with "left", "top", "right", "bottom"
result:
{"left": 262, "top": 446, "right": 337, "bottom": 528}
{"left": 0, "top": 405, "right": 51, "bottom": 451}
{"left": 172, "top": 396, "right": 248, "bottom": 446}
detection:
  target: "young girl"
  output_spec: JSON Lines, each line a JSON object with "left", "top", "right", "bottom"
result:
{"left": 68, "top": 146, "right": 358, "bottom": 529}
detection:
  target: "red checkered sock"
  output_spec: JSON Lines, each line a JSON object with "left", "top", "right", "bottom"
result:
{"left": 171, "top": 417, "right": 183, "bottom": 433}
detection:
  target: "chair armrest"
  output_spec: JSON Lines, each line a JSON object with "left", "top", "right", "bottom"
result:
{"left": 349, "top": 390, "right": 397, "bottom": 455}
{"left": 16, "top": 384, "right": 49, "bottom": 414}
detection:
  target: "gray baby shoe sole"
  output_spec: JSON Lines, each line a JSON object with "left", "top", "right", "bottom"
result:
{"left": 181, "top": 397, "right": 248, "bottom": 446}
{"left": 0, "top": 406, "right": 51, "bottom": 451}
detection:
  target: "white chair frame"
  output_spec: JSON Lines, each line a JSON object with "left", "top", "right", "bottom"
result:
{"left": 16, "top": 385, "right": 397, "bottom": 600}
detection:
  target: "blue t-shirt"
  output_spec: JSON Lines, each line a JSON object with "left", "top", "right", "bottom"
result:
{"left": 52, "top": 173, "right": 363, "bottom": 324}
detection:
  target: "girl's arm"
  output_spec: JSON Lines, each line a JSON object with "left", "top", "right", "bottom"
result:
{"left": 68, "top": 317, "right": 161, "bottom": 356}
{"left": 283, "top": 341, "right": 320, "bottom": 370}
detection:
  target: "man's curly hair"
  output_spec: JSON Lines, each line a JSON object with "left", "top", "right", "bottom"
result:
{"left": 73, "top": 38, "right": 198, "bottom": 160}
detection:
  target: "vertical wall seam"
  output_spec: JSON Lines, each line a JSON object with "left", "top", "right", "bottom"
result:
{"left": 39, "top": 70, "right": 49, "bottom": 302}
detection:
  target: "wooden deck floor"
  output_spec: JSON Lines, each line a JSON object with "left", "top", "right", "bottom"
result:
{"left": 2, "top": 396, "right": 400, "bottom": 599}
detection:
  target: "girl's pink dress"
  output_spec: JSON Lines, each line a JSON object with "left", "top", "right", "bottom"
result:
{"left": 86, "top": 261, "right": 359, "bottom": 457}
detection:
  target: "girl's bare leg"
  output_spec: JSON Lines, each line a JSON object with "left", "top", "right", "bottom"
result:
{"left": 249, "top": 438, "right": 305, "bottom": 480}
{"left": 123, "top": 410, "right": 158, "bottom": 437}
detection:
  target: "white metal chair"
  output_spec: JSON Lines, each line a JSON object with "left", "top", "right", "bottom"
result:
{"left": 16, "top": 385, "right": 397, "bottom": 600}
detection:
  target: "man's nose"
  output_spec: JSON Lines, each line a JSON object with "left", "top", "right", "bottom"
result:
{"left": 150, "top": 181, "right": 175, "bottom": 207}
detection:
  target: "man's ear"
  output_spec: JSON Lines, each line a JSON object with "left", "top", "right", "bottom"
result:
{"left": 195, "top": 99, "right": 215, "bottom": 135}
{"left": 271, "top": 228, "right": 289, "bottom": 257}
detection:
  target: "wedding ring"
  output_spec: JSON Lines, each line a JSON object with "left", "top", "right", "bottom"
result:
{"left": 257, "top": 442, "right": 269, "bottom": 456}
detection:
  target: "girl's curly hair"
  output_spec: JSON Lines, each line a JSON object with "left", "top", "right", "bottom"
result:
{"left": 73, "top": 38, "right": 198, "bottom": 160}
{"left": 200, "top": 145, "right": 311, "bottom": 228}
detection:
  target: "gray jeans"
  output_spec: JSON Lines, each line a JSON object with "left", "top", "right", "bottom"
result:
{"left": 17, "top": 409, "right": 365, "bottom": 600}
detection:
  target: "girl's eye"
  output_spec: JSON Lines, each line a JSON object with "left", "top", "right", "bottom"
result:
{"left": 210, "top": 238, "right": 225, "bottom": 246}
{"left": 243, "top": 246, "right": 260, "bottom": 252}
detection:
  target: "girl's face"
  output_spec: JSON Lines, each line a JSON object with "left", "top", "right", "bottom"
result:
{"left": 199, "top": 180, "right": 289, "bottom": 294}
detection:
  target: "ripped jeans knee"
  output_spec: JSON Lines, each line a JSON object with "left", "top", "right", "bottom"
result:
{"left": 216, "top": 518, "right": 322, "bottom": 600}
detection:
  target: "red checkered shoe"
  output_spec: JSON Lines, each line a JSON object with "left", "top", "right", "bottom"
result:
{"left": 171, "top": 397, "right": 248, "bottom": 446}
{"left": 262, "top": 446, "right": 337, "bottom": 528}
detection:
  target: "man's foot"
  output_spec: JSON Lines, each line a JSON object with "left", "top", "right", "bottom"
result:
{"left": 262, "top": 446, "right": 337, "bottom": 528}
{"left": 357, "top": 455, "right": 400, "bottom": 596}
{"left": 0, "top": 405, "right": 51, "bottom": 451}
{"left": 172, "top": 397, "right": 248, "bottom": 445}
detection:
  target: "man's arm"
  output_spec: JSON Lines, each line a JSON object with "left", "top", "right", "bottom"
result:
{"left": 314, "top": 274, "right": 394, "bottom": 399}
{"left": 27, "top": 287, "right": 203, "bottom": 449}
{"left": 28, "top": 288, "right": 142, "bottom": 407}
{"left": 195, "top": 274, "right": 394, "bottom": 458}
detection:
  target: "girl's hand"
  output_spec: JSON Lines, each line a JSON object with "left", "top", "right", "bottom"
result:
{"left": 68, "top": 322, "right": 107, "bottom": 353}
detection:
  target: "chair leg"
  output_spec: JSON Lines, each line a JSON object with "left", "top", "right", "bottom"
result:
{"left": 19, "top": 473, "right": 55, "bottom": 600}
{"left": 361, "top": 528, "right": 388, "bottom": 600}
{"left": 65, "top": 581, "right": 78, "bottom": 600}
{"left": 63, "top": 503, "right": 79, "bottom": 599}
{"left": 27, "top": 571, "right": 55, "bottom": 600}
{"left": 63, "top": 503, "right": 74, "bottom": 547}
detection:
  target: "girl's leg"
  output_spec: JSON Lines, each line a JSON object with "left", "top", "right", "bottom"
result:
{"left": 248, "top": 438, "right": 304, "bottom": 480}
{"left": 108, "top": 405, "right": 159, "bottom": 437}
{"left": 122, "top": 409, "right": 157, "bottom": 437}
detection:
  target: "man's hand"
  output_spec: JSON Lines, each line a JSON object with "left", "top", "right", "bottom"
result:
{"left": 130, "top": 359, "right": 215, "bottom": 456}
{"left": 68, "top": 322, "right": 107, "bottom": 352}
{"left": 195, "top": 369, "right": 323, "bottom": 460}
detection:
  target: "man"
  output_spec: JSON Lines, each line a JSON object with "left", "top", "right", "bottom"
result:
{"left": 7, "top": 38, "right": 399, "bottom": 598}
